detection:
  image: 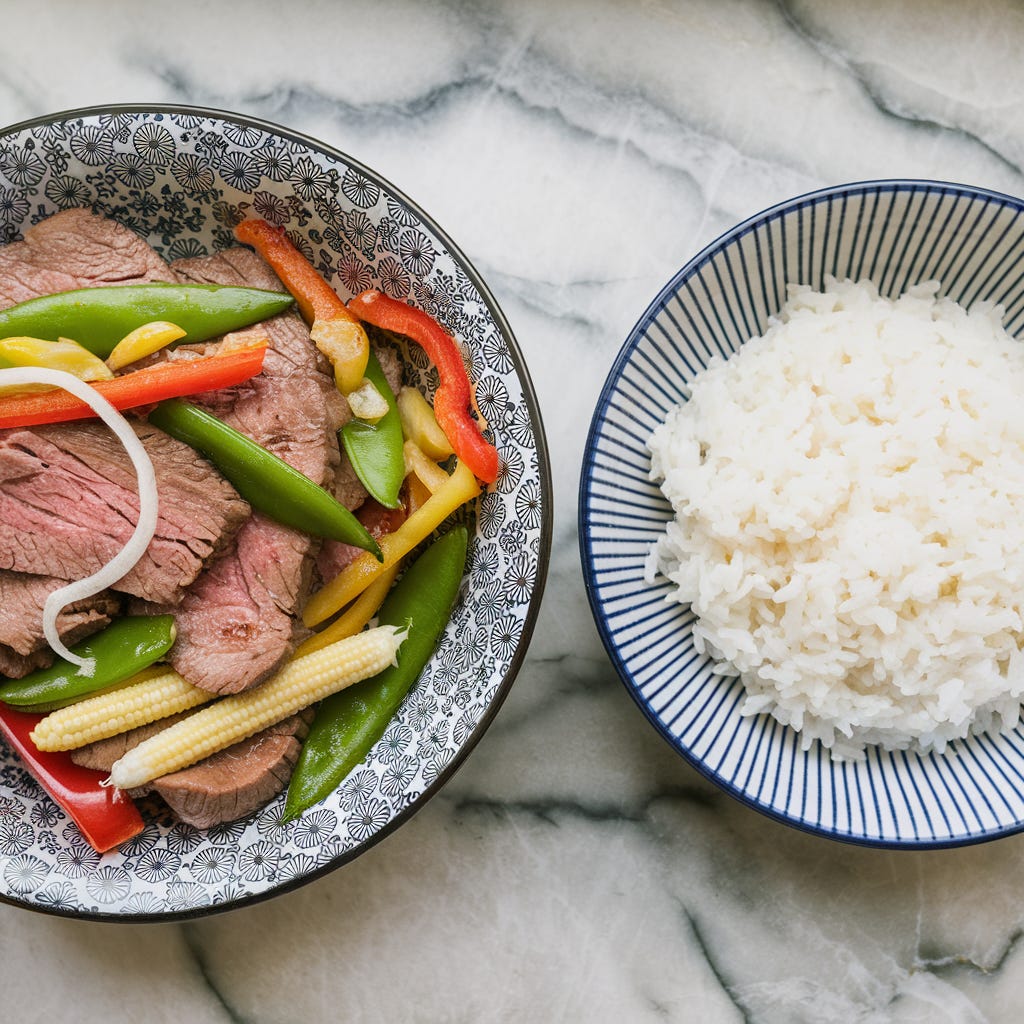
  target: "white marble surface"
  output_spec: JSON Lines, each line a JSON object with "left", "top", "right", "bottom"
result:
{"left": 3, "top": 1, "right": 1024, "bottom": 1020}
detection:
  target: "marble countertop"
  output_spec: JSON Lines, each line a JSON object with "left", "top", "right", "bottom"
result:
{"left": 3, "top": 1, "right": 1024, "bottom": 1021}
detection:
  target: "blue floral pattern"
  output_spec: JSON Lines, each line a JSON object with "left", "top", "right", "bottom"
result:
{"left": 0, "top": 107, "right": 548, "bottom": 919}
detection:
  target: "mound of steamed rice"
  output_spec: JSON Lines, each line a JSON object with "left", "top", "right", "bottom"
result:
{"left": 645, "top": 278, "right": 1024, "bottom": 759}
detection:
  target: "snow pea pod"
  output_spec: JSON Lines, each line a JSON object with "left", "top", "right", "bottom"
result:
{"left": 0, "top": 615, "right": 176, "bottom": 711}
{"left": 147, "top": 399, "right": 383, "bottom": 558}
{"left": 0, "top": 284, "right": 294, "bottom": 358}
{"left": 284, "top": 525, "right": 468, "bottom": 820}
{"left": 340, "top": 350, "right": 405, "bottom": 509}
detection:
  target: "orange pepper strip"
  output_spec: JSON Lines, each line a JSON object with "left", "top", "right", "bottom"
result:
{"left": 234, "top": 219, "right": 369, "bottom": 393}
{"left": 235, "top": 219, "right": 350, "bottom": 322}
{"left": 0, "top": 343, "right": 267, "bottom": 429}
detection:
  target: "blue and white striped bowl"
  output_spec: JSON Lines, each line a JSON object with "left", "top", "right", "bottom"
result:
{"left": 580, "top": 180, "right": 1024, "bottom": 848}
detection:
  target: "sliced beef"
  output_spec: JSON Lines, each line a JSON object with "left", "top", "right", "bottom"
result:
{"left": 0, "top": 208, "right": 176, "bottom": 645}
{"left": 150, "top": 710, "right": 313, "bottom": 829}
{"left": 161, "top": 249, "right": 345, "bottom": 694}
{"left": 71, "top": 711, "right": 314, "bottom": 830}
{"left": 0, "top": 207, "right": 171, "bottom": 307}
{"left": 0, "top": 570, "right": 120, "bottom": 678}
{"left": 0, "top": 421, "right": 250, "bottom": 604}
{"left": 0, "top": 646, "right": 48, "bottom": 678}
{"left": 331, "top": 454, "right": 369, "bottom": 513}
{"left": 374, "top": 344, "right": 403, "bottom": 399}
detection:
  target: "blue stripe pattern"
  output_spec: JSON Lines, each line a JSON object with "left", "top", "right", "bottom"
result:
{"left": 579, "top": 180, "right": 1024, "bottom": 848}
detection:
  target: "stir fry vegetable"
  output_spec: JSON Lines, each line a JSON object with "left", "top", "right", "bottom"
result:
{"left": 106, "top": 321, "right": 186, "bottom": 371}
{"left": 31, "top": 669, "right": 216, "bottom": 752}
{"left": 303, "top": 458, "right": 481, "bottom": 626}
{"left": 285, "top": 527, "right": 468, "bottom": 819}
{"left": 348, "top": 290, "right": 500, "bottom": 484}
{"left": 1, "top": 215, "right": 502, "bottom": 848}
{"left": 104, "top": 626, "right": 406, "bottom": 790}
{"left": 0, "top": 706, "right": 144, "bottom": 852}
{"left": 397, "top": 385, "right": 454, "bottom": 460}
{"left": 340, "top": 350, "right": 405, "bottom": 509}
{"left": 0, "top": 283, "right": 294, "bottom": 356}
{"left": 0, "top": 616, "right": 176, "bottom": 712}
{"left": 234, "top": 219, "right": 370, "bottom": 393}
{"left": 147, "top": 398, "right": 383, "bottom": 556}
{"left": 0, "top": 341, "right": 268, "bottom": 429}
{"left": 0, "top": 366, "right": 160, "bottom": 672}
{"left": 0, "top": 336, "right": 113, "bottom": 380}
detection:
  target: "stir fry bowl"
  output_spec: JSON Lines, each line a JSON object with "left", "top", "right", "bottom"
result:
{"left": 580, "top": 180, "right": 1024, "bottom": 849}
{"left": 0, "top": 105, "right": 551, "bottom": 919}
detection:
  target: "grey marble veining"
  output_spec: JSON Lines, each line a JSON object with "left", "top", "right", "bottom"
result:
{"left": 3, "top": 1, "right": 1024, "bottom": 1021}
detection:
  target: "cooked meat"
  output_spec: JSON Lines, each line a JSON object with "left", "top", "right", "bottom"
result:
{"left": 69, "top": 712, "right": 192, "bottom": 773}
{"left": 0, "top": 207, "right": 171, "bottom": 307}
{"left": 375, "top": 343, "right": 403, "bottom": 397}
{"left": 71, "top": 711, "right": 314, "bottom": 829}
{"left": 150, "top": 710, "right": 314, "bottom": 829}
{"left": 331, "top": 454, "right": 369, "bottom": 513}
{"left": 0, "top": 421, "right": 250, "bottom": 605}
{"left": 160, "top": 248, "right": 346, "bottom": 694}
{"left": 0, "top": 645, "right": 48, "bottom": 678}
{"left": 317, "top": 496, "right": 408, "bottom": 584}
{"left": 0, "top": 208, "right": 177, "bottom": 664}
{"left": 0, "top": 570, "right": 120, "bottom": 678}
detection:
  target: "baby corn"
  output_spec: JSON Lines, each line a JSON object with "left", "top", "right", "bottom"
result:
{"left": 105, "top": 624, "right": 405, "bottom": 790}
{"left": 30, "top": 670, "right": 215, "bottom": 752}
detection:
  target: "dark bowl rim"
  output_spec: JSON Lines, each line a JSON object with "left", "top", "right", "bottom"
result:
{"left": 579, "top": 177, "right": 1024, "bottom": 851}
{"left": 0, "top": 102, "right": 553, "bottom": 920}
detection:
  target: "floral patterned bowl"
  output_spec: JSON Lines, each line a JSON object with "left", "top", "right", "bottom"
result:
{"left": 0, "top": 105, "right": 550, "bottom": 919}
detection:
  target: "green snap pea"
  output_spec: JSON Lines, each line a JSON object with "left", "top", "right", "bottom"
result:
{"left": 284, "top": 526, "right": 468, "bottom": 820}
{"left": 147, "top": 399, "right": 383, "bottom": 558}
{"left": 341, "top": 350, "right": 404, "bottom": 510}
{"left": 0, "top": 615, "right": 176, "bottom": 711}
{"left": 0, "top": 283, "right": 295, "bottom": 357}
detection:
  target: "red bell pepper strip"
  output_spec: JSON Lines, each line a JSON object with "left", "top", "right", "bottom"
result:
{"left": 347, "top": 290, "right": 500, "bottom": 484}
{"left": 0, "top": 342, "right": 267, "bottom": 429}
{"left": 0, "top": 706, "right": 144, "bottom": 853}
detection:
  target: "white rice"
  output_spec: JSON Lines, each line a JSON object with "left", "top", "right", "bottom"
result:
{"left": 645, "top": 278, "right": 1024, "bottom": 759}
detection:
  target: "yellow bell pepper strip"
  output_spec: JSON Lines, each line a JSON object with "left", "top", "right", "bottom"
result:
{"left": 297, "top": 563, "right": 402, "bottom": 658}
{"left": 284, "top": 526, "right": 468, "bottom": 820}
{"left": 0, "top": 283, "right": 294, "bottom": 357}
{"left": 0, "top": 706, "right": 144, "bottom": 853}
{"left": 233, "top": 219, "right": 370, "bottom": 393}
{"left": 147, "top": 399, "right": 383, "bottom": 557}
{"left": 403, "top": 439, "right": 451, "bottom": 494}
{"left": 347, "top": 291, "right": 500, "bottom": 484}
{"left": 0, "top": 336, "right": 113, "bottom": 380}
{"left": 0, "top": 342, "right": 268, "bottom": 429}
{"left": 303, "top": 458, "right": 480, "bottom": 626}
{"left": 397, "top": 385, "right": 454, "bottom": 460}
{"left": 106, "top": 321, "right": 187, "bottom": 371}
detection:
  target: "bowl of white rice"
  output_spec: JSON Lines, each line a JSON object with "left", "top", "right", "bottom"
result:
{"left": 580, "top": 180, "right": 1024, "bottom": 847}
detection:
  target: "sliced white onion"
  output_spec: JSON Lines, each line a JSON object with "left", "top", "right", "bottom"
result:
{"left": 0, "top": 367, "right": 159, "bottom": 676}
